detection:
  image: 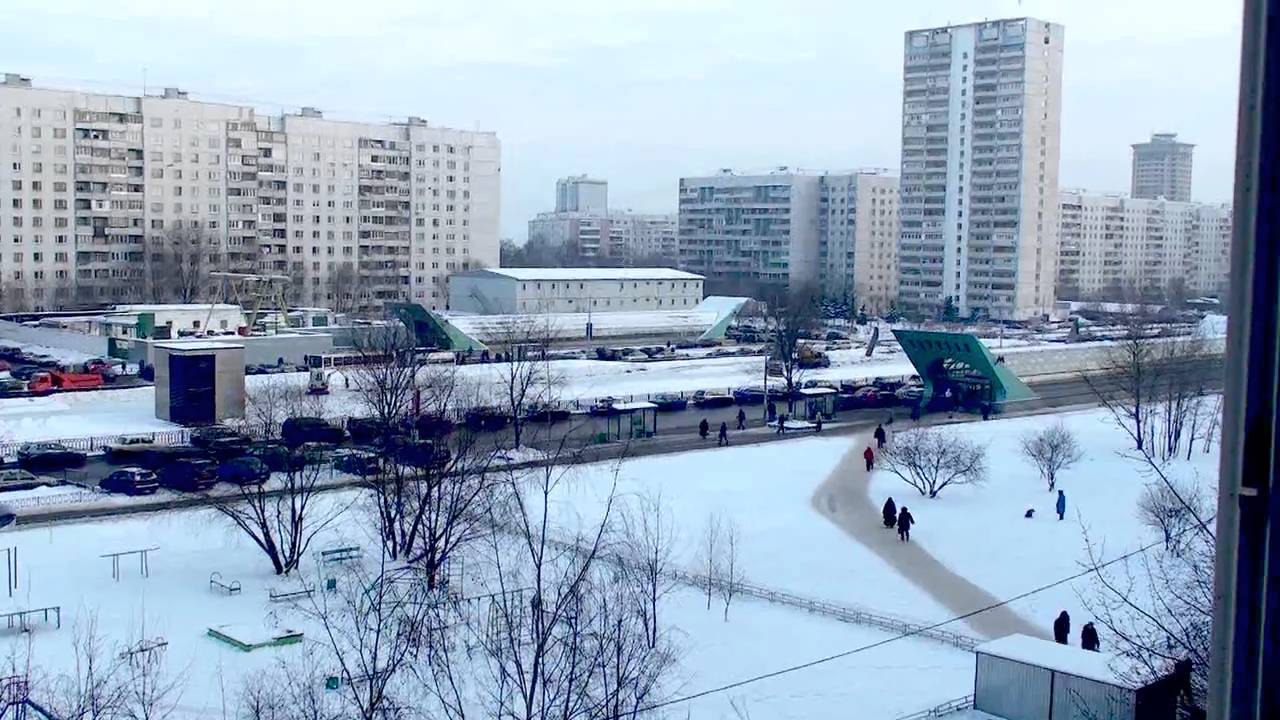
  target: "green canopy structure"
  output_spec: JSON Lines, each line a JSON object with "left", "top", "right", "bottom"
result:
{"left": 891, "top": 329, "right": 1036, "bottom": 408}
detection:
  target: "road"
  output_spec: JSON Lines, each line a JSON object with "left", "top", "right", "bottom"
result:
{"left": 38, "top": 363, "right": 1223, "bottom": 498}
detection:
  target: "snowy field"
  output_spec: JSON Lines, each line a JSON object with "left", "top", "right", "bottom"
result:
{"left": 0, "top": 402, "right": 1219, "bottom": 717}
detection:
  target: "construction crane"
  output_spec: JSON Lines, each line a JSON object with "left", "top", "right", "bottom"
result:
{"left": 204, "top": 271, "right": 292, "bottom": 336}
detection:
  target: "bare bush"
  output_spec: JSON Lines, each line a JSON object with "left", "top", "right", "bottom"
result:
{"left": 762, "top": 285, "right": 821, "bottom": 413}
{"left": 623, "top": 491, "right": 677, "bottom": 648}
{"left": 486, "top": 313, "right": 560, "bottom": 448}
{"left": 720, "top": 518, "right": 743, "bottom": 621}
{"left": 1137, "top": 476, "right": 1212, "bottom": 555}
{"left": 878, "top": 427, "right": 987, "bottom": 498}
{"left": 1019, "top": 421, "right": 1084, "bottom": 491}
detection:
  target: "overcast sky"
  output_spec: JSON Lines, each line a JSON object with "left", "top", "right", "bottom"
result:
{"left": 1, "top": 0, "right": 1242, "bottom": 240}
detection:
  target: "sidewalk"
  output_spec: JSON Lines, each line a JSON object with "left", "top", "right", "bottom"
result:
{"left": 810, "top": 432, "right": 1048, "bottom": 641}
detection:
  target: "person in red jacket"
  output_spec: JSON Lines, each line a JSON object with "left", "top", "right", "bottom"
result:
{"left": 863, "top": 446, "right": 875, "bottom": 472}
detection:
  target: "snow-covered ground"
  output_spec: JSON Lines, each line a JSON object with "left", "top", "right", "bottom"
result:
{"left": 0, "top": 403, "right": 1219, "bottom": 717}
{"left": 0, "top": 388, "right": 179, "bottom": 444}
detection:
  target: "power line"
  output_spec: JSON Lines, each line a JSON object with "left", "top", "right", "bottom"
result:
{"left": 620, "top": 523, "right": 1209, "bottom": 717}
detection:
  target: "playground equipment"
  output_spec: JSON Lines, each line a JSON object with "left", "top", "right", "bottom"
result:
{"left": 101, "top": 547, "right": 159, "bottom": 581}
{"left": 318, "top": 545, "right": 362, "bottom": 564}
{"left": 206, "top": 625, "right": 303, "bottom": 652}
{"left": 268, "top": 585, "right": 314, "bottom": 603}
{"left": 2, "top": 547, "right": 16, "bottom": 598}
{"left": 0, "top": 607, "right": 60, "bottom": 633}
{"left": 117, "top": 637, "right": 167, "bottom": 665}
{"left": 208, "top": 572, "right": 242, "bottom": 596}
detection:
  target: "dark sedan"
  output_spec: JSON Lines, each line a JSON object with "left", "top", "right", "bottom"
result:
{"left": 157, "top": 459, "right": 218, "bottom": 492}
{"left": 218, "top": 457, "right": 270, "bottom": 486}
{"left": 16, "top": 442, "right": 86, "bottom": 470}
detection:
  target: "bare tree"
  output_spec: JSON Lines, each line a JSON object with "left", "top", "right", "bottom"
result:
{"left": 878, "top": 426, "right": 987, "bottom": 498}
{"left": 144, "top": 225, "right": 216, "bottom": 304}
{"left": 346, "top": 326, "right": 422, "bottom": 441}
{"left": 720, "top": 518, "right": 743, "bottom": 621}
{"left": 327, "top": 262, "right": 367, "bottom": 318}
{"left": 117, "top": 641, "right": 183, "bottom": 720}
{"left": 487, "top": 312, "right": 560, "bottom": 449}
{"left": 622, "top": 492, "right": 677, "bottom": 649}
{"left": 1080, "top": 526, "right": 1212, "bottom": 713}
{"left": 700, "top": 513, "right": 723, "bottom": 611}
{"left": 241, "top": 380, "right": 324, "bottom": 440}
{"left": 762, "top": 285, "right": 821, "bottom": 413}
{"left": 1019, "top": 422, "right": 1084, "bottom": 491}
{"left": 47, "top": 616, "right": 128, "bottom": 720}
{"left": 299, "top": 548, "right": 436, "bottom": 720}
{"left": 1137, "top": 476, "right": 1212, "bottom": 555}
{"left": 213, "top": 461, "right": 347, "bottom": 575}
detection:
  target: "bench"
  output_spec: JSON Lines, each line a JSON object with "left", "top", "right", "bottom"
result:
{"left": 268, "top": 586, "right": 314, "bottom": 603}
{"left": 319, "top": 546, "right": 362, "bottom": 563}
{"left": 209, "top": 572, "right": 242, "bottom": 596}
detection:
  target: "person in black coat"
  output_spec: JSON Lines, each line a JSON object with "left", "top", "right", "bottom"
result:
{"left": 699, "top": 418, "right": 709, "bottom": 439}
{"left": 1053, "top": 610, "right": 1071, "bottom": 645}
{"left": 882, "top": 497, "right": 897, "bottom": 528}
{"left": 874, "top": 423, "right": 887, "bottom": 449}
{"left": 767, "top": 400, "right": 777, "bottom": 422}
{"left": 897, "top": 507, "right": 914, "bottom": 541}
{"left": 717, "top": 421, "right": 729, "bottom": 446}
{"left": 1081, "top": 622, "right": 1100, "bottom": 652}
{"left": 736, "top": 408, "right": 746, "bottom": 430}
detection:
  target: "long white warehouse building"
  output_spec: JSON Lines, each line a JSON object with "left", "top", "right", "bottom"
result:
{"left": 447, "top": 267, "right": 704, "bottom": 314}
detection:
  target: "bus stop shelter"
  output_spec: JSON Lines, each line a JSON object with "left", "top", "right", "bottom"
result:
{"left": 606, "top": 401, "right": 658, "bottom": 441}
{"left": 890, "top": 329, "right": 1036, "bottom": 411}
{"left": 798, "top": 387, "right": 837, "bottom": 420}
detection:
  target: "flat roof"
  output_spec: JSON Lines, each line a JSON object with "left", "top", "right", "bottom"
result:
{"left": 613, "top": 401, "right": 658, "bottom": 411}
{"left": 153, "top": 341, "right": 244, "bottom": 351}
{"left": 975, "top": 634, "right": 1128, "bottom": 687}
{"left": 461, "top": 268, "right": 704, "bottom": 282}
{"left": 111, "top": 304, "right": 242, "bottom": 312}
{"left": 798, "top": 387, "right": 836, "bottom": 396}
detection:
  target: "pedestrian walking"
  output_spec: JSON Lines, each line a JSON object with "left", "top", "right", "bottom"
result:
{"left": 718, "top": 422, "right": 729, "bottom": 446}
{"left": 863, "top": 446, "right": 875, "bottom": 472}
{"left": 1081, "top": 622, "right": 1100, "bottom": 652}
{"left": 1053, "top": 611, "right": 1071, "bottom": 645}
{"left": 1056, "top": 489, "right": 1067, "bottom": 521}
{"left": 910, "top": 404, "right": 921, "bottom": 421}
{"left": 897, "top": 506, "right": 914, "bottom": 542}
{"left": 814, "top": 415, "right": 823, "bottom": 433}
{"left": 981, "top": 403, "right": 992, "bottom": 421}
{"left": 873, "top": 423, "right": 887, "bottom": 449}
{"left": 699, "top": 418, "right": 709, "bottom": 440}
{"left": 881, "top": 497, "right": 897, "bottom": 528}
{"left": 776, "top": 414, "right": 786, "bottom": 435}
{"left": 736, "top": 408, "right": 746, "bottom": 430}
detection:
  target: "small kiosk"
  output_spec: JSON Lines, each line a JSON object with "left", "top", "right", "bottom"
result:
{"left": 153, "top": 341, "right": 246, "bottom": 425}
{"left": 798, "top": 387, "right": 837, "bottom": 420}
{"left": 607, "top": 401, "right": 658, "bottom": 441}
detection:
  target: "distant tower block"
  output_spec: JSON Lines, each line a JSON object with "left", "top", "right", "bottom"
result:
{"left": 153, "top": 342, "right": 246, "bottom": 425}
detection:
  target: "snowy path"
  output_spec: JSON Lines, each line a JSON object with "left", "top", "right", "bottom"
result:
{"left": 810, "top": 432, "right": 1047, "bottom": 641}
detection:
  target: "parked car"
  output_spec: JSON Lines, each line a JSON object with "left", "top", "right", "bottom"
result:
{"left": 244, "top": 441, "right": 296, "bottom": 472}
{"left": 650, "top": 393, "right": 689, "bottom": 412}
{"left": 588, "top": 397, "right": 619, "bottom": 416}
{"left": 389, "top": 439, "right": 452, "bottom": 470}
{"left": 0, "top": 468, "right": 56, "bottom": 492}
{"left": 871, "top": 377, "right": 906, "bottom": 392}
{"left": 135, "top": 444, "right": 210, "bottom": 470}
{"left": 347, "top": 417, "right": 402, "bottom": 446}
{"left": 17, "top": 442, "right": 86, "bottom": 470}
{"left": 332, "top": 448, "right": 383, "bottom": 476}
{"left": 0, "top": 378, "right": 26, "bottom": 397}
{"left": 463, "top": 406, "right": 509, "bottom": 431}
{"left": 281, "top": 417, "right": 347, "bottom": 447}
{"left": 522, "top": 402, "right": 571, "bottom": 424}
{"left": 218, "top": 457, "right": 270, "bottom": 485}
{"left": 732, "top": 387, "right": 765, "bottom": 405}
{"left": 802, "top": 379, "right": 839, "bottom": 390}
{"left": 105, "top": 435, "right": 157, "bottom": 464}
{"left": 294, "top": 442, "right": 338, "bottom": 466}
{"left": 846, "top": 386, "right": 890, "bottom": 409}
{"left": 693, "top": 390, "right": 735, "bottom": 408}
{"left": 205, "top": 434, "right": 252, "bottom": 460}
{"left": 7, "top": 366, "right": 43, "bottom": 382}
{"left": 896, "top": 385, "right": 925, "bottom": 404}
{"left": 157, "top": 459, "right": 218, "bottom": 492}
{"left": 414, "top": 413, "right": 455, "bottom": 439}
{"left": 190, "top": 425, "right": 245, "bottom": 449}
{"left": 99, "top": 467, "right": 159, "bottom": 496}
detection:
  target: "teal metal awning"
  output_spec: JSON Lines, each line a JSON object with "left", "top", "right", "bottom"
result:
{"left": 891, "top": 329, "right": 1036, "bottom": 405}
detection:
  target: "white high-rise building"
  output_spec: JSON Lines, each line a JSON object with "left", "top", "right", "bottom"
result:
{"left": 677, "top": 168, "right": 899, "bottom": 303}
{"left": 897, "top": 18, "right": 1065, "bottom": 320}
{"left": 1130, "top": 133, "right": 1194, "bottom": 202}
{"left": 1057, "top": 190, "right": 1231, "bottom": 300}
{"left": 0, "top": 74, "right": 500, "bottom": 314}
{"left": 555, "top": 174, "right": 608, "bottom": 214}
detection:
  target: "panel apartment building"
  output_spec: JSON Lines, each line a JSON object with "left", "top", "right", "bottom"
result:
{"left": 1057, "top": 190, "right": 1231, "bottom": 300}
{"left": 529, "top": 175, "right": 677, "bottom": 265}
{"left": 676, "top": 168, "right": 899, "bottom": 308}
{"left": 897, "top": 18, "right": 1065, "bottom": 320}
{"left": 0, "top": 74, "right": 500, "bottom": 314}
{"left": 1131, "top": 133, "right": 1194, "bottom": 202}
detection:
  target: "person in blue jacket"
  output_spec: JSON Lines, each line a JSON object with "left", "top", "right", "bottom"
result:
{"left": 1056, "top": 489, "right": 1067, "bottom": 521}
